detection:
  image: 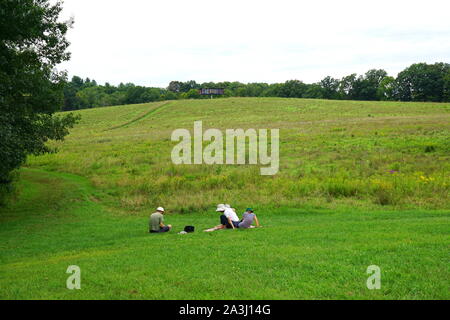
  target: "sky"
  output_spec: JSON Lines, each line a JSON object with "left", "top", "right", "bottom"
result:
{"left": 58, "top": 0, "right": 450, "bottom": 88}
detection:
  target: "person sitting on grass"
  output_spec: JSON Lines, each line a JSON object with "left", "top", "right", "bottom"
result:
{"left": 204, "top": 204, "right": 240, "bottom": 232}
{"left": 149, "top": 207, "right": 172, "bottom": 233}
{"left": 238, "top": 208, "right": 261, "bottom": 229}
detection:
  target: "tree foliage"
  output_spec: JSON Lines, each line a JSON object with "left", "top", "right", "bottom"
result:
{"left": 395, "top": 63, "right": 450, "bottom": 102}
{"left": 0, "top": 0, "right": 79, "bottom": 193}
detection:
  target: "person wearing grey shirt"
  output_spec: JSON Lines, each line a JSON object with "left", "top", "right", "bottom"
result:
{"left": 238, "top": 208, "right": 261, "bottom": 229}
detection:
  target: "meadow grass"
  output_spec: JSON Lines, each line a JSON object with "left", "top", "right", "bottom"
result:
{"left": 0, "top": 168, "right": 448, "bottom": 299}
{"left": 26, "top": 97, "right": 450, "bottom": 212}
{"left": 1, "top": 97, "right": 449, "bottom": 299}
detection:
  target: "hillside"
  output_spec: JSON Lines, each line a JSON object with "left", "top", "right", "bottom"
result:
{"left": 1, "top": 97, "right": 449, "bottom": 299}
{"left": 28, "top": 97, "right": 450, "bottom": 211}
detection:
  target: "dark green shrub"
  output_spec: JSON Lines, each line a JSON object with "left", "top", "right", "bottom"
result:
{"left": 424, "top": 145, "right": 436, "bottom": 153}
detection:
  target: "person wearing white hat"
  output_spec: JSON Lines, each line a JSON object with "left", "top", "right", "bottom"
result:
{"left": 149, "top": 206, "right": 172, "bottom": 233}
{"left": 204, "top": 204, "right": 240, "bottom": 232}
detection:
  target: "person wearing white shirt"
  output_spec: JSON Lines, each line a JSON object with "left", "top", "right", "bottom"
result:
{"left": 223, "top": 206, "right": 240, "bottom": 228}
{"left": 204, "top": 204, "right": 240, "bottom": 232}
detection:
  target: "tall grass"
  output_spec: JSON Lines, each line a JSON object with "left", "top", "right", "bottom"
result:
{"left": 25, "top": 98, "right": 450, "bottom": 213}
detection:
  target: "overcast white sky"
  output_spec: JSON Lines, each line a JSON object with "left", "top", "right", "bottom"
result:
{"left": 59, "top": 0, "right": 450, "bottom": 87}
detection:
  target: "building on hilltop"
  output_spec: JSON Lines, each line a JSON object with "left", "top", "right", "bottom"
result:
{"left": 198, "top": 88, "right": 225, "bottom": 96}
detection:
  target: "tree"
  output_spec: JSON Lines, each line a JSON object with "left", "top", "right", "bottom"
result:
{"left": 303, "top": 83, "right": 324, "bottom": 99}
{"left": 365, "top": 69, "right": 388, "bottom": 87}
{"left": 236, "top": 86, "right": 247, "bottom": 97}
{"left": 319, "top": 76, "right": 339, "bottom": 99}
{"left": 168, "top": 81, "right": 183, "bottom": 93}
{"left": 180, "top": 80, "right": 199, "bottom": 92}
{"left": 63, "top": 80, "right": 82, "bottom": 110}
{"left": 343, "top": 70, "right": 388, "bottom": 101}
{"left": 0, "top": 0, "right": 79, "bottom": 196}
{"left": 351, "top": 77, "right": 376, "bottom": 100}
{"left": 76, "top": 86, "right": 105, "bottom": 108}
{"left": 182, "top": 88, "right": 201, "bottom": 99}
{"left": 377, "top": 76, "right": 396, "bottom": 100}
{"left": 276, "top": 80, "right": 307, "bottom": 98}
{"left": 125, "top": 85, "right": 147, "bottom": 104}
{"left": 395, "top": 63, "right": 450, "bottom": 102}
{"left": 141, "top": 88, "right": 162, "bottom": 102}
{"left": 109, "top": 91, "right": 127, "bottom": 105}
{"left": 161, "top": 90, "right": 178, "bottom": 100}
{"left": 104, "top": 82, "right": 116, "bottom": 94}
{"left": 238, "top": 83, "right": 269, "bottom": 97}
{"left": 444, "top": 71, "right": 450, "bottom": 102}
{"left": 339, "top": 73, "right": 357, "bottom": 99}
{"left": 361, "top": 69, "right": 388, "bottom": 101}
{"left": 71, "top": 76, "right": 84, "bottom": 89}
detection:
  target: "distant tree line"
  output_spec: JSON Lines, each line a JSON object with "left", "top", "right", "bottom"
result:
{"left": 63, "top": 62, "right": 450, "bottom": 110}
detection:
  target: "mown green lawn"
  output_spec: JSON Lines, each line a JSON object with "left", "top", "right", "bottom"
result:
{"left": 1, "top": 168, "right": 448, "bottom": 299}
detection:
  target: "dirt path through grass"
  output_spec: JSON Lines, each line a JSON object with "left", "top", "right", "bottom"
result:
{"left": 104, "top": 101, "right": 171, "bottom": 131}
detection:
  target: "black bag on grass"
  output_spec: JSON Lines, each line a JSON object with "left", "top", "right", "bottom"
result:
{"left": 184, "top": 226, "right": 195, "bottom": 233}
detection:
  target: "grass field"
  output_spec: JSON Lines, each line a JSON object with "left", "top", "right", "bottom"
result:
{"left": 1, "top": 97, "right": 449, "bottom": 299}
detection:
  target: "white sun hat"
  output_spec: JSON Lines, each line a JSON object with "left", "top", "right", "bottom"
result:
{"left": 157, "top": 207, "right": 165, "bottom": 212}
{"left": 216, "top": 204, "right": 225, "bottom": 212}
